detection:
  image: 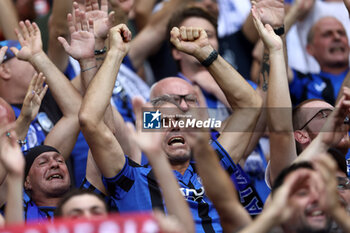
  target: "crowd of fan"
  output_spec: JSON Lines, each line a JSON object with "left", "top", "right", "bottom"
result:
{"left": 1, "top": 0, "right": 350, "bottom": 232}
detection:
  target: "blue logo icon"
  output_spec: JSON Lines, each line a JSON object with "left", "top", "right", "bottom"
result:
{"left": 143, "top": 110, "right": 161, "bottom": 129}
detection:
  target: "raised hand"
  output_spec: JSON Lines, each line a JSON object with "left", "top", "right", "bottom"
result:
{"left": 313, "top": 155, "right": 340, "bottom": 214}
{"left": 84, "top": 0, "right": 115, "bottom": 40}
{"left": 253, "top": 0, "right": 284, "bottom": 28}
{"left": 58, "top": 9, "right": 95, "bottom": 60}
{"left": 0, "top": 120, "right": 24, "bottom": 177}
{"left": 108, "top": 23, "right": 132, "bottom": 56}
{"left": 11, "top": 20, "right": 43, "bottom": 61}
{"left": 319, "top": 87, "right": 350, "bottom": 148}
{"left": 20, "top": 72, "right": 48, "bottom": 122}
{"left": 252, "top": 6, "right": 283, "bottom": 52}
{"left": 128, "top": 97, "right": 164, "bottom": 156}
{"left": 0, "top": 46, "right": 7, "bottom": 64}
{"left": 170, "top": 26, "right": 212, "bottom": 61}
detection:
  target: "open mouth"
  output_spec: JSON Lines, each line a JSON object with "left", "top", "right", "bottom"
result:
{"left": 47, "top": 174, "right": 63, "bottom": 180}
{"left": 309, "top": 210, "right": 324, "bottom": 217}
{"left": 168, "top": 136, "right": 185, "bottom": 146}
{"left": 330, "top": 47, "right": 345, "bottom": 53}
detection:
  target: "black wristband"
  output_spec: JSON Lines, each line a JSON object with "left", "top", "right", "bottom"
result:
{"left": 94, "top": 46, "right": 107, "bottom": 55}
{"left": 273, "top": 25, "right": 285, "bottom": 36}
{"left": 201, "top": 49, "right": 218, "bottom": 67}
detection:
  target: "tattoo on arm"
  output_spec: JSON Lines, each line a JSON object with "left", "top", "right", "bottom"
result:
{"left": 260, "top": 51, "right": 270, "bottom": 92}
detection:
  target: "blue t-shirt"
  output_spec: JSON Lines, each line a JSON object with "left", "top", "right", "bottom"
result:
{"left": 289, "top": 69, "right": 349, "bottom": 106}
{"left": 102, "top": 138, "right": 263, "bottom": 233}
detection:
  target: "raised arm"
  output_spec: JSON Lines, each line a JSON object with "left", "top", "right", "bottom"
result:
{"left": 170, "top": 26, "right": 262, "bottom": 163}
{"left": 0, "top": 0, "right": 19, "bottom": 40}
{"left": 47, "top": 0, "right": 72, "bottom": 72}
{"left": 15, "top": 73, "right": 48, "bottom": 143}
{"left": 128, "top": 0, "right": 189, "bottom": 71}
{"left": 0, "top": 121, "right": 24, "bottom": 225}
{"left": 238, "top": 168, "right": 314, "bottom": 233}
{"left": 11, "top": 21, "right": 82, "bottom": 160}
{"left": 185, "top": 129, "right": 251, "bottom": 233}
{"left": 252, "top": 6, "right": 297, "bottom": 184}
{"left": 128, "top": 98, "right": 194, "bottom": 233}
{"left": 79, "top": 24, "right": 131, "bottom": 178}
{"left": 316, "top": 155, "right": 350, "bottom": 233}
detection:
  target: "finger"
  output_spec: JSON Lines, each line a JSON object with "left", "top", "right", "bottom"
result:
{"left": 67, "top": 13, "right": 76, "bottom": 34}
{"left": 108, "top": 11, "right": 115, "bottom": 25}
{"left": 180, "top": 26, "right": 187, "bottom": 41}
{"left": 26, "top": 20, "right": 35, "bottom": 37}
{"left": 30, "top": 72, "right": 39, "bottom": 92}
{"left": 75, "top": 9, "right": 82, "bottom": 31}
{"left": 39, "top": 84, "right": 48, "bottom": 99}
{"left": 32, "top": 22, "right": 40, "bottom": 37}
{"left": 265, "top": 24, "right": 274, "bottom": 34}
{"left": 88, "top": 19, "right": 94, "bottom": 33}
{"left": 19, "top": 21, "right": 29, "bottom": 40}
{"left": 85, "top": 0, "right": 92, "bottom": 12}
{"left": 37, "top": 73, "right": 45, "bottom": 92}
{"left": 91, "top": 0, "right": 99, "bottom": 11}
{"left": 122, "top": 26, "right": 132, "bottom": 42}
{"left": 186, "top": 27, "right": 194, "bottom": 41}
{"left": 14, "top": 28, "right": 24, "bottom": 45}
{"left": 192, "top": 28, "right": 200, "bottom": 40}
{"left": 9, "top": 47, "right": 19, "bottom": 56}
{"left": 101, "top": 0, "right": 108, "bottom": 12}
{"left": 132, "top": 96, "right": 146, "bottom": 133}
{"left": 81, "top": 12, "right": 88, "bottom": 31}
{"left": 0, "top": 46, "right": 7, "bottom": 57}
{"left": 57, "top": 37, "right": 70, "bottom": 52}
{"left": 170, "top": 27, "right": 181, "bottom": 48}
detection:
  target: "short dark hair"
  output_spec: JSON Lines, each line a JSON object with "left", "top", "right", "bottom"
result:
{"left": 271, "top": 162, "right": 314, "bottom": 196}
{"left": 292, "top": 99, "right": 326, "bottom": 154}
{"left": 54, "top": 189, "right": 107, "bottom": 217}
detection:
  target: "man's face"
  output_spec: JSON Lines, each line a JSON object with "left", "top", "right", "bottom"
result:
{"left": 61, "top": 194, "right": 107, "bottom": 219}
{"left": 307, "top": 17, "right": 349, "bottom": 69}
{"left": 285, "top": 169, "right": 332, "bottom": 233}
{"left": 151, "top": 78, "right": 198, "bottom": 164}
{"left": 5, "top": 57, "right": 36, "bottom": 94}
{"left": 298, "top": 100, "right": 349, "bottom": 152}
{"left": 25, "top": 151, "right": 70, "bottom": 198}
{"left": 336, "top": 171, "right": 350, "bottom": 210}
{"left": 173, "top": 16, "right": 218, "bottom": 74}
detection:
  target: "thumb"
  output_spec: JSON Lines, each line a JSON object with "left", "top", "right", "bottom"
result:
{"left": 57, "top": 37, "right": 70, "bottom": 52}
{"left": 9, "top": 47, "right": 19, "bottom": 56}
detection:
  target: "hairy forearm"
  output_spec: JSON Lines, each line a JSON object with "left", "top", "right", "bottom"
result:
{"left": 206, "top": 54, "right": 262, "bottom": 109}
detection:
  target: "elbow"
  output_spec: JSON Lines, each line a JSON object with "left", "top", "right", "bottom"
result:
{"left": 78, "top": 108, "right": 98, "bottom": 132}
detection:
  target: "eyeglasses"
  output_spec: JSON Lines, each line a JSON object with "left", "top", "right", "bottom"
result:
{"left": 337, "top": 176, "right": 350, "bottom": 190}
{"left": 150, "top": 94, "right": 197, "bottom": 107}
{"left": 299, "top": 109, "right": 333, "bottom": 130}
